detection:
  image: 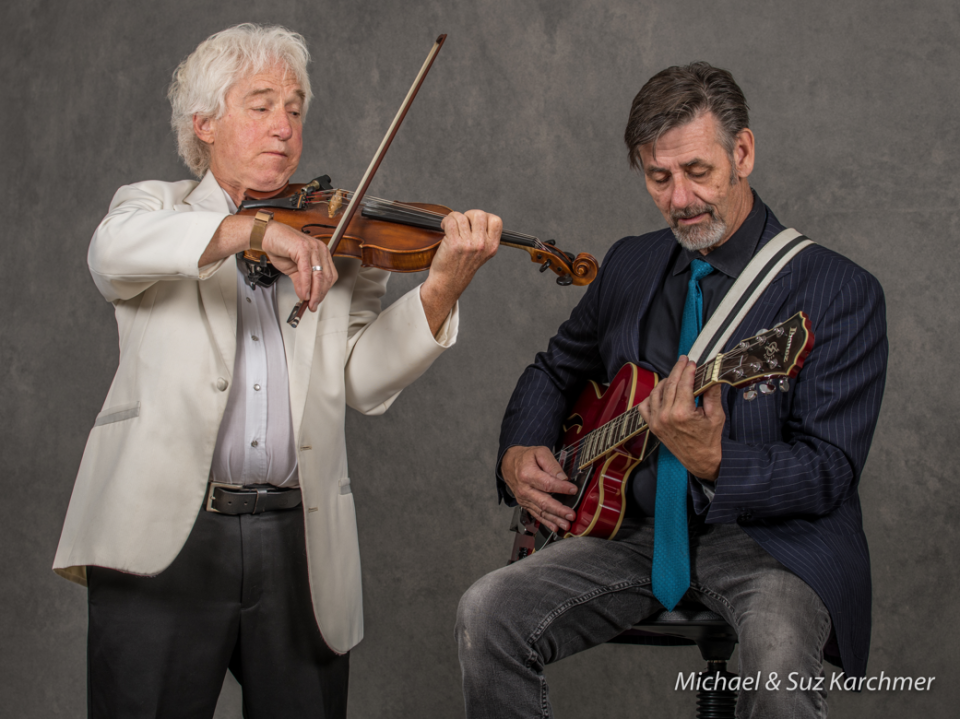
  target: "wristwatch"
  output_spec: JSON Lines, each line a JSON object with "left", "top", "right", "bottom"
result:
{"left": 249, "top": 210, "right": 274, "bottom": 251}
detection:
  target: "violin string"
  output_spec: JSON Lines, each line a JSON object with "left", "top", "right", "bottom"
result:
{"left": 305, "top": 191, "right": 547, "bottom": 249}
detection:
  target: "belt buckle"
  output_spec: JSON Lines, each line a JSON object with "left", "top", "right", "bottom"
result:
{"left": 206, "top": 481, "right": 238, "bottom": 514}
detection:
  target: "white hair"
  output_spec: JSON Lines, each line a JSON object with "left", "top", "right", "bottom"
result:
{"left": 167, "top": 23, "right": 313, "bottom": 177}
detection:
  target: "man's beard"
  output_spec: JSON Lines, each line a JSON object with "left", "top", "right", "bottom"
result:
{"left": 669, "top": 204, "right": 727, "bottom": 252}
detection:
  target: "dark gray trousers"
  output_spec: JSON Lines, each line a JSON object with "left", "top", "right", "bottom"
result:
{"left": 457, "top": 520, "right": 831, "bottom": 719}
{"left": 87, "top": 504, "right": 348, "bottom": 719}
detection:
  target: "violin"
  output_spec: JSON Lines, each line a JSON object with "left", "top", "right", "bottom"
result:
{"left": 235, "top": 175, "right": 599, "bottom": 294}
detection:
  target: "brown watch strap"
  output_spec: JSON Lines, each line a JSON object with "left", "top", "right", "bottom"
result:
{"left": 249, "top": 210, "right": 274, "bottom": 251}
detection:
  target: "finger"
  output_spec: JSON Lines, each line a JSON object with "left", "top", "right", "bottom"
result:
{"left": 533, "top": 446, "right": 567, "bottom": 481}
{"left": 455, "top": 210, "right": 473, "bottom": 240}
{"left": 464, "top": 209, "right": 487, "bottom": 242}
{"left": 526, "top": 498, "right": 573, "bottom": 532}
{"left": 522, "top": 464, "right": 576, "bottom": 504}
{"left": 513, "top": 467, "right": 576, "bottom": 524}
{"left": 440, "top": 211, "right": 462, "bottom": 240}
{"left": 524, "top": 483, "right": 577, "bottom": 522}
{"left": 527, "top": 506, "right": 560, "bottom": 534}
{"left": 659, "top": 357, "right": 688, "bottom": 409}
{"left": 486, "top": 213, "right": 503, "bottom": 248}
{"left": 701, "top": 383, "right": 724, "bottom": 419}
{"left": 637, "top": 395, "right": 652, "bottom": 424}
{"left": 295, "top": 250, "right": 312, "bottom": 303}
{"left": 646, "top": 378, "right": 664, "bottom": 419}
{"left": 677, "top": 357, "right": 698, "bottom": 404}
{"left": 307, "top": 255, "right": 323, "bottom": 311}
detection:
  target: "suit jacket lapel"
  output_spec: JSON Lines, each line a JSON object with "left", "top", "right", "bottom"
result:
{"left": 184, "top": 172, "right": 239, "bottom": 374}
{"left": 720, "top": 213, "right": 797, "bottom": 351}
{"left": 625, "top": 237, "right": 675, "bottom": 371}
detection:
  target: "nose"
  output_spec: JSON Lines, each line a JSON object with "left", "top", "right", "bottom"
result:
{"left": 669, "top": 175, "right": 695, "bottom": 210}
{"left": 271, "top": 110, "right": 293, "bottom": 141}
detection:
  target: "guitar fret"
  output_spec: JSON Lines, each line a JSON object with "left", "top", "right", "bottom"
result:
{"left": 695, "top": 361, "right": 709, "bottom": 393}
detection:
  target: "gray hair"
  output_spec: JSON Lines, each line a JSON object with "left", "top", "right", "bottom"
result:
{"left": 624, "top": 62, "right": 749, "bottom": 171}
{"left": 167, "top": 23, "right": 313, "bottom": 177}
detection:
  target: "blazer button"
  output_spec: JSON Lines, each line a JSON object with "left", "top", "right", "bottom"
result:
{"left": 216, "top": 378, "right": 229, "bottom": 391}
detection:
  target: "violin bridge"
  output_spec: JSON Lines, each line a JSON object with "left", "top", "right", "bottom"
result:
{"left": 328, "top": 190, "right": 344, "bottom": 219}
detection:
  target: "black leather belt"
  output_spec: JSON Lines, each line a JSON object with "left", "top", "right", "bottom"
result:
{"left": 205, "top": 481, "right": 302, "bottom": 515}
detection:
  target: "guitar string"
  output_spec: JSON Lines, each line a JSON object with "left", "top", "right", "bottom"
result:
{"left": 554, "top": 334, "right": 790, "bottom": 466}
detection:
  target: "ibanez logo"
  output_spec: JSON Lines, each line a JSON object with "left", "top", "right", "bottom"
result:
{"left": 783, "top": 327, "right": 797, "bottom": 363}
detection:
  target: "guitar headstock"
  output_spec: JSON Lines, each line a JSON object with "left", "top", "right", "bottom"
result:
{"left": 712, "top": 312, "right": 814, "bottom": 395}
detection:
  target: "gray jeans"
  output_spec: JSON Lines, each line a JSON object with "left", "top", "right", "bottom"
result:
{"left": 456, "top": 520, "right": 831, "bottom": 719}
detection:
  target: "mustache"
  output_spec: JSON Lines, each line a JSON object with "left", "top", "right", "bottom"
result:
{"left": 671, "top": 205, "right": 715, "bottom": 222}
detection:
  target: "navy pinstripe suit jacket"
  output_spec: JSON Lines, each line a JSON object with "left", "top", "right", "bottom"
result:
{"left": 497, "top": 204, "right": 888, "bottom": 678}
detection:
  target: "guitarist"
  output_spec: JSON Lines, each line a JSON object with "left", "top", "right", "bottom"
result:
{"left": 457, "top": 62, "right": 887, "bottom": 719}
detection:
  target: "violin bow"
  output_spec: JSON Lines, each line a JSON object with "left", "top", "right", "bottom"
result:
{"left": 287, "top": 34, "right": 448, "bottom": 327}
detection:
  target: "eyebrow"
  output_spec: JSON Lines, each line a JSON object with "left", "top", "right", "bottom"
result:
{"left": 244, "top": 87, "right": 306, "bottom": 103}
{"left": 644, "top": 158, "right": 713, "bottom": 175}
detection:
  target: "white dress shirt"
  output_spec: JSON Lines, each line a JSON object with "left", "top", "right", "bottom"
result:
{"left": 210, "top": 192, "right": 298, "bottom": 487}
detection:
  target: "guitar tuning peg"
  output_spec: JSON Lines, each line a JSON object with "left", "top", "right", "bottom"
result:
{"left": 759, "top": 381, "right": 776, "bottom": 395}
{"left": 778, "top": 377, "right": 790, "bottom": 392}
{"left": 743, "top": 384, "right": 758, "bottom": 401}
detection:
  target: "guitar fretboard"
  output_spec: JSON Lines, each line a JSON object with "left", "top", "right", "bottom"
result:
{"left": 575, "top": 357, "right": 718, "bottom": 469}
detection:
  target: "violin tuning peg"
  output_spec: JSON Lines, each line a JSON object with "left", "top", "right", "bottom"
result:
{"left": 545, "top": 239, "right": 557, "bottom": 246}
{"left": 540, "top": 260, "right": 552, "bottom": 273}
{"left": 742, "top": 384, "right": 758, "bottom": 401}
{"left": 778, "top": 377, "right": 790, "bottom": 392}
{"left": 759, "top": 381, "right": 776, "bottom": 395}
{"left": 556, "top": 275, "right": 573, "bottom": 286}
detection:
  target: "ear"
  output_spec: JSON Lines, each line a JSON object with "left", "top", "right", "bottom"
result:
{"left": 733, "top": 128, "right": 755, "bottom": 179}
{"left": 192, "top": 114, "right": 216, "bottom": 145}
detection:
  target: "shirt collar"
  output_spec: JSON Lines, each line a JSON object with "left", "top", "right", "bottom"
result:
{"left": 671, "top": 190, "right": 766, "bottom": 279}
{"left": 222, "top": 188, "right": 238, "bottom": 214}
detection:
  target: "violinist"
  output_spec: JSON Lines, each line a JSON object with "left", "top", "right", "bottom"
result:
{"left": 53, "top": 23, "right": 500, "bottom": 718}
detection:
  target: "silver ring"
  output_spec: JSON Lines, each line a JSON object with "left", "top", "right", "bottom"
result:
{"left": 311, "top": 265, "right": 323, "bottom": 273}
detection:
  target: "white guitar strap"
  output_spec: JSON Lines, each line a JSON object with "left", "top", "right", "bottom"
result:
{"left": 687, "top": 228, "right": 815, "bottom": 365}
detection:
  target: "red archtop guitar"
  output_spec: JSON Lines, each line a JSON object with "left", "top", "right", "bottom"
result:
{"left": 508, "top": 312, "right": 814, "bottom": 563}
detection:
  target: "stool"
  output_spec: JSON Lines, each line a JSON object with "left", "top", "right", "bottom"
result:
{"left": 609, "top": 604, "right": 739, "bottom": 719}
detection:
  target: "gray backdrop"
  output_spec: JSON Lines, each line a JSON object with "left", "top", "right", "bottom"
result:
{"left": 3, "top": 0, "right": 957, "bottom": 717}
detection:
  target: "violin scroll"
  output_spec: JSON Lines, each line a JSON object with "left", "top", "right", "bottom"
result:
{"left": 513, "top": 239, "right": 598, "bottom": 287}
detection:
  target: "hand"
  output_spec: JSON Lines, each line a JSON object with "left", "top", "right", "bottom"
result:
{"left": 502, "top": 446, "right": 578, "bottom": 533}
{"left": 419, "top": 210, "right": 501, "bottom": 335}
{"left": 261, "top": 221, "right": 338, "bottom": 311}
{"left": 637, "top": 356, "right": 725, "bottom": 480}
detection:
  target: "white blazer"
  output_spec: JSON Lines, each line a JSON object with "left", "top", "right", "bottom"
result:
{"left": 53, "top": 171, "right": 457, "bottom": 653}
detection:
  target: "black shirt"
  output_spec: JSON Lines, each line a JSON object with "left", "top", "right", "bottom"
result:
{"left": 628, "top": 191, "right": 767, "bottom": 516}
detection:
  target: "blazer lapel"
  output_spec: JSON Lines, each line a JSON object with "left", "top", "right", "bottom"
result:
{"left": 278, "top": 278, "right": 318, "bottom": 442}
{"left": 184, "top": 172, "right": 239, "bottom": 374}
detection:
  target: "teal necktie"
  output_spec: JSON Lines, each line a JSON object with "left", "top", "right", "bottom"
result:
{"left": 651, "top": 258, "right": 714, "bottom": 611}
